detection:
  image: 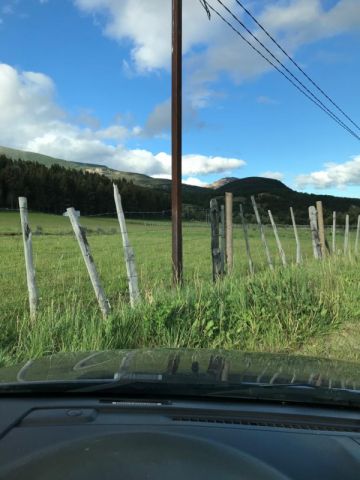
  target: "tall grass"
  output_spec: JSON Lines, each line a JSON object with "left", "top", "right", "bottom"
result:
{"left": 1, "top": 258, "right": 353, "bottom": 367}
{"left": 1, "top": 213, "right": 359, "bottom": 367}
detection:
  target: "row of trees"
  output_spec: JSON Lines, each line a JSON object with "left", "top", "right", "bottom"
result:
{"left": 0, "top": 156, "right": 170, "bottom": 215}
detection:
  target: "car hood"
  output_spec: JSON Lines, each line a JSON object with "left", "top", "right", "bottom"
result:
{"left": 0, "top": 349, "right": 359, "bottom": 390}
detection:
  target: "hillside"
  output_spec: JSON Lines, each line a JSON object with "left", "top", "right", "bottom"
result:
{"left": 1, "top": 145, "right": 359, "bottom": 224}
{"left": 0, "top": 145, "right": 211, "bottom": 207}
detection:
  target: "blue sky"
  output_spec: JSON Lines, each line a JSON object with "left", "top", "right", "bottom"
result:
{"left": 0, "top": 0, "right": 359, "bottom": 196}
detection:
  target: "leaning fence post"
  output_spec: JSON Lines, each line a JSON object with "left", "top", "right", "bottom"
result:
{"left": 220, "top": 205, "right": 226, "bottom": 275}
{"left": 355, "top": 215, "right": 360, "bottom": 256}
{"left": 210, "top": 199, "right": 222, "bottom": 281}
{"left": 67, "top": 207, "right": 110, "bottom": 318}
{"left": 18, "top": 197, "right": 38, "bottom": 321}
{"left": 239, "top": 204, "right": 254, "bottom": 275}
{"left": 113, "top": 184, "right": 140, "bottom": 307}
{"left": 332, "top": 211, "right": 336, "bottom": 255}
{"left": 251, "top": 196, "right": 273, "bottom": 270}
{"left": 268, "top": 210, "right": 287, "bottom": 267}
{"left": 308, "top": 206, "right": 322, "bottom": 259}
{"left": 290, "top": 207, "right": 302, "bottom": 264}
{"left": 344, "top": 214, "right": 350, "bottom": 257}
{"left": 225, "top": 192, "right": 233, "bottom": 273}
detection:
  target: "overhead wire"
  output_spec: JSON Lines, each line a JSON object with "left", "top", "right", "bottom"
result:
{"left": 233, "top": 0, "right": 360, "bottom": 132}
{"left": 204, "top": 0, "right": 360, "bottom": 141}
{"left": 212, "top": 0, "right": 360, "bottom": 141}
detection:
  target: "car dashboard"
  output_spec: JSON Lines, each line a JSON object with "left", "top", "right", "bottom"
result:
{"left": 1, "top": 395, "right": 360, "bottom": 479}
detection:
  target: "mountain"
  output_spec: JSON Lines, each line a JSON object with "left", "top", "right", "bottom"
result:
{"left": 209, "top": 177, "right": 239, "bottom": 189}
{"left": 1, "top": 145, "right": 359, "bottom": 224}
{"left": 0, "top": 145, "right": 211, "bottom": 207}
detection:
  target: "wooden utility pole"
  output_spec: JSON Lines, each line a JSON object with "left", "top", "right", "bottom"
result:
{"left": 171, "top": 0, "right": 183, "bottom": 285}
{"left": 18, "top": 197, "right": 38, "bottom": 321}
{"left": 225, "top": 192, "right": 233, "bottom": 272}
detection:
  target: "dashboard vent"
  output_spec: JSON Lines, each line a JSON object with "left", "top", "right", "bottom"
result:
{"left": 171, "top": 416, "right": 360, "bottom": 433}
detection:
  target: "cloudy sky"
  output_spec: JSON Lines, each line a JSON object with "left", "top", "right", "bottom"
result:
{"left": 0, "top": 0, "right": 359, "bottom": 195}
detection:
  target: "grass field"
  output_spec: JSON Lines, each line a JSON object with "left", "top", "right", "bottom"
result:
{"left": 1, "top": 211, "right": 360, "bottom": 367}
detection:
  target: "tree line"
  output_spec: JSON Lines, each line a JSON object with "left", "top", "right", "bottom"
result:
{"left": 0, "top": 156, "right": 170, "bottom": 215}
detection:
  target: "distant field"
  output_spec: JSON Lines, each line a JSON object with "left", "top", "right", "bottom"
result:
{"left": 1, "top": 211, "right": 359, "bottom": 367}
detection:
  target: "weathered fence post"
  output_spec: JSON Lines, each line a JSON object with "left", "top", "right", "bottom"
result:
{"left": 344, "top": 214, "right": 350, "bottom": 257}
{"left": 290, "top": 207, "right": 302, "bottom": 264}
{"left": 67, "top": 207, "right": 110, "bottom": 317}
{"left": 332, "top": 211, "right": 336, "bottom": 255}
{"left": 220, "top": 205, "right": 226, "bottom": 275}
{"left": 210, "top": 199, "right": 222, "bottom": 281}
{"left": 355, "top": 215, "right": 360, "bottom": 256}
{"left": 239, "top": 204, "right": 254, "bottom": 275}
{"left": 225, "top": 192, "right": 233, "bottom": 273}
{"left": 268, "top": 210, "right": 287, "bottom": 267}
{"left": 114, "top": 184, "right": 140, "bottom": 307}
{"left": 18, "top": 197, "right": 38, "bottom": 320}
{"left": 251, "top": 196, "right": 273, "bottom": 270}
{"left": 308, "top": 206, "right": 322, "bottom": 259}
{"left": 316, "top": 201, "right": 327, "bottom": 257}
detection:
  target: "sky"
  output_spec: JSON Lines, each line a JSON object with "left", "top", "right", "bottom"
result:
{"left": 0, "top": 0, "right": 359, "bottom": 196}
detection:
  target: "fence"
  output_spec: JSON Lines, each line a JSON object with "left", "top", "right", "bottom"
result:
{"left": 5, "top": 193, "right": 360, "bottom": 318}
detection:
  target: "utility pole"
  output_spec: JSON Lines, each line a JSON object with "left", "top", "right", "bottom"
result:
{"left": 172, "top": 0, "right": 183, "bottom": 284}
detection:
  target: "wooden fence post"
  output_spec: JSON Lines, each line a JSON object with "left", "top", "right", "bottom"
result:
{"left": 290, "top": 207, "right": 302, "bottom": 264}
{"left": 355, "top": 215, "right": 360, "bottom": 256}
{"left": 268, "top": 210, "right": 287, "bottom": 267}
{"left": 18, "top": 197, "right": 38, "bottom": 320}
{"left": 344, "top": 214, "right": 350, "bottom": 257}
{"left": 114, "top": 184, "right": 140, "bottom": 307}
{"left": 316, "top": 201, "right": 327, "bottom": 257}
{"left": 210, "top": 199, "right": 222, "bottom": 281}
{"left": 220, "top": 205, "right": 226, "bottom": 275}
{"left": 67, "top": 207, "right": 110, "bottom": 318}
{"left": 239, "top": 204, "right": 254, "bottom": 275}
{"left": 225, "top": 192, "right": 233, "bottom": 273}
{"left": 251, "top": 196, "right": 273, "bottom": 270}
{"left": 332, "top": 211, "right": 336, "bottom": 255}
{"left": 308, "top": 206, "right": 322, "bottom": 259}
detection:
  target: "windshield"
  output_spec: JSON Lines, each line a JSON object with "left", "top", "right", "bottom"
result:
{"left": 0, "top": 0, "right": 359, "bottom": 406}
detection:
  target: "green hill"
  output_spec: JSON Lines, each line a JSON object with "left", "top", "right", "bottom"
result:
{"left": 1, "top": 145, "right": 359, "bottom": 224}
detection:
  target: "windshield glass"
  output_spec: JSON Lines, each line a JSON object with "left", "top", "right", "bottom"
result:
{"left": 0, "top": 0, "right": 359, "bottom": 406}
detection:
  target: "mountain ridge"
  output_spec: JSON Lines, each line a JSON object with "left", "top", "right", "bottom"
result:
{"left": 1, "top": 145, "right": 359, "bottom": 224}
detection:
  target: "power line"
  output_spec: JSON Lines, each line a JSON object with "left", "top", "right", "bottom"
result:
{"left": 211, "top": 0, "right": 360, "bottom": 141}
{"left": 207, "top": 0, "right": 360, "bottom": 140}
{"left": 234, "top": 0, "right": 360, "bottom": 132}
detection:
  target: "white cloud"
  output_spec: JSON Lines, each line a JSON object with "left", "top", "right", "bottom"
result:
{"left": 74, "top": 0, "right": 360, "bottom": 106}
{"left": 0, "top": 63, "right": 245, "bottom": 177}
{"left": 261, "top": 171, "right": 284, "bottom": 181}
{"left": 183, "top": 177, "right": 208, "bottom": 187}
{"left": 155, "top": 152, "right": 246, "bottom": 176}
{"left": 296, "top": 155, "right": 360, "bottom": 189}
